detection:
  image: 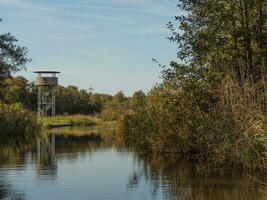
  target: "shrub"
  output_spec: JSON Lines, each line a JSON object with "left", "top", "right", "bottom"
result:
{"left": 0, "top": 103, "right": 41, "bottom": 144}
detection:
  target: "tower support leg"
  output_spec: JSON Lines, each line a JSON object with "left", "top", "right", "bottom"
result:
{"left": 37, "top": 87, "right": 42, "bottom": 117}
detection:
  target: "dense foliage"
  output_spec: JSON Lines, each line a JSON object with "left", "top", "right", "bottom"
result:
{"left": 0, "top": 103, "right": 41, "bottom": 144}
{"left": 119, "top": 0, "right": 267, "bottom": 169}
{"left": 0, "top": 18, "right": 30, "bottom": 99}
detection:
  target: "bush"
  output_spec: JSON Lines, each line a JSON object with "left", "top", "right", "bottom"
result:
{"left": 0, "top": 103, "right": 41, "bottom": 144}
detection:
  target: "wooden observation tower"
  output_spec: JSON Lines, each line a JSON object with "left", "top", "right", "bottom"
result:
{"left": 34, "top": 71, "right": 60, "bottom": 117}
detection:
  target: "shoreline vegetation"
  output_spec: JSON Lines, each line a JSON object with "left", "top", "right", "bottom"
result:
{"left": 117, "top": 0, "right": 267, "bottom": 170}
{"left": 43, "top": 115, "right": 105, "bottom": 128}
{"left": 43, "top": 115, "right": 116, "bottom": 137}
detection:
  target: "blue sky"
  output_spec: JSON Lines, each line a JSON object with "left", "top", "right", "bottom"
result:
{"left": 0, "top": 0, "right": 179, "bottom": 95}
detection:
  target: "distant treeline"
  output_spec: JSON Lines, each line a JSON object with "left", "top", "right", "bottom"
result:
{"left": 0, "top": 75, "right": 146, "bottom": 120}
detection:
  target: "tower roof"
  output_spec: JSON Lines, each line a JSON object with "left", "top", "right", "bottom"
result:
{"left": 34, "top": 71, "right": 61, "bottom": 74}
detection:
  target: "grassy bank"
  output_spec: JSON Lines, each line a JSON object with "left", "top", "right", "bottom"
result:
{"left": 0, "top": 103, "right": 42, "bottom": 144}
{"left": 49, "top": 124, "right": 116, "bottom": 136}
{"left": 43, "top": 115, "right": 116, "bottom": 128}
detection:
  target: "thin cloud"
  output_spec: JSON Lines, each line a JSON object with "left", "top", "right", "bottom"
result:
{"left": 60, "top": 5, "right": 177, "bottom": 17}
{"left": 74, "top": 0, "right": 177, "bottom": 16}
{"left": 159, "top": 0, "right": 177, "bottom": 7}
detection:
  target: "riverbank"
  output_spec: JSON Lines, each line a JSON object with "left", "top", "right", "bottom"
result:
{"left": 118, "top": 109, "right": 267, "bottom": 170}
{"left": 43, "top": 115, "right": 117, "bottom": 138}
{"left": 0, "top": 107, "right": 116, "bottom": 144}
{"left": 43, "top": 115, "right": 106, "bottom": 128}
{"left": 49, "top": 124, "right": 116, "bottom": 137}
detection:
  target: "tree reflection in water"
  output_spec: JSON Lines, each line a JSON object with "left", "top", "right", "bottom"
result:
{"left": 35, "top": 132, "right": 57, "bottom": 179}
{"left": 123, "top": 148, "right": 267, "bottom": 200}
{"left": 0, "top": 146, "right": 26, "bottom": 200}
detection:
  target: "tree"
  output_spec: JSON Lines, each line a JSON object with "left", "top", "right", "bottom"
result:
{"left": 168, "top": 0, "right": 266, "bottom": 82}
{"left": 0, "top": 18, "right": 31, "bottom": 99}
{"left": 113, "top": 91, "right": 127, "bottom": 103}
{"left": 3, "top": 76, "right": 30, "bottom": 105}
{"left": 129, "top": 90, "right": 146, "bottom": 112}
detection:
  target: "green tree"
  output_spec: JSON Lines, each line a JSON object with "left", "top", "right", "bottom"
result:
{"left": 168, "top": 0, "right": 267, "bottom": 82}
{"left": 113, "top": 91, "right": 127, "bottom": 103}
{"left": 129, "top": 90, "right": 146, "bottom": 112}
{"left": 3, "top": 76, "right": 30, "bottom": 105}
{"left": 0, "top": 18, "right": 31, "bottom": 99}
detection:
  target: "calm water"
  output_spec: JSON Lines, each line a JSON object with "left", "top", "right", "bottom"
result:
{"left": 0, "top": 127, "right": 267, "bottom": 200}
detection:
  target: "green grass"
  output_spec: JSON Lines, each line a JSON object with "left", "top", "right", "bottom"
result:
{"left": 43, "top": 115, "right": 103, "bottom": 128}
{"left": 49, "top": 125, "right": 115, "bottom": 137}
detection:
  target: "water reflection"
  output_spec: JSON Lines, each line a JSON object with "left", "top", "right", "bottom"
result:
{"left": 0, "top": 177, "right": 25, "bottom": 200}
{"left": 35, "top": 133, "right": 56, "bottom": 179}
{"left": 0, "top": 126, "right": 266, "bottom": 200}
{"left": 125, "top": 153, "right": 267, "bottom": 200}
